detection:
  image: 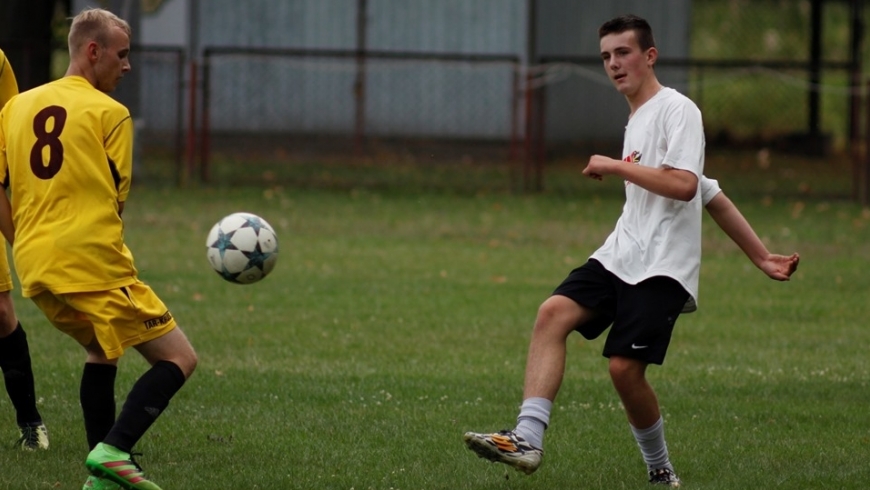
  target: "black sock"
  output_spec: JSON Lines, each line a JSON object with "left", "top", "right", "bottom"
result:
{"left": 104, "top": 360, "right": 186, "bottom": 453}
{"left": 0, "top": 323, "right": 42, "bottom": 426}
{"left": 81, "top": 363, "right": 118, "bottom": 450}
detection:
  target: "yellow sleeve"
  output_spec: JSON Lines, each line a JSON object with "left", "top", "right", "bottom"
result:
{"left": 106, "top": 114, "right": 134, "bottom": 203}
{"left": 0, "top": 52, "right": 19, "bottom": 110}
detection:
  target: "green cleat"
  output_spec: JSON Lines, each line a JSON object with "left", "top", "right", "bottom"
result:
{"left": 14, "top": 424, "right": 49, "bottom": 450}
{"left": 85, "top": 443, "right": 162, "bottom": 490}
{"left": 83, "top": 475, "right": 122, "bottom": 490}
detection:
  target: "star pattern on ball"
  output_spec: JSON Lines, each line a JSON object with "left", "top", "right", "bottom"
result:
{"left": 209, "top": 228, "right": 238, "bottom": 259}
{"left": 241, "top": 242, "right": 269, "bottom": 270}
{"left": 240, "top": 216, "right": 265, "bottom": 234}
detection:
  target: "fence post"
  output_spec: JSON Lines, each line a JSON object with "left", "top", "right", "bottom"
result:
{"left": 862, "top": 80, "right": 870, "bottom": 205}
{"left": 199, "top": 52, "right": 211, "bottom": 184}
{"left": 534, "top": 77, "right": 546, "bottom": 192}
{"left": 509, "top": 62, "right": 521, "bottom": 193}
{"left": 184, "top": 58, "right": 198, "bottom": 186}
{"left": 354, "top": 0, "right": 368, "bottom": 157}
{"left": 174, "top": 49, "right": 185, "bottom": 187}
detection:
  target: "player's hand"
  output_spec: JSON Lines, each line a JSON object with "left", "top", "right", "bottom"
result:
{"left": 583, "top": 155, "right": 619, "bottom": 180}
{"left": 759, "top": 252, "right": 800, "bottom": 281}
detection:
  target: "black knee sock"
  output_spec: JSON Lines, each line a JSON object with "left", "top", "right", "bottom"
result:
{"left": 104, "top": 360, "right": 186, "bottom": 453}
{"left": 0, "top": 323, "right": 42, "bottom": 426}
{"left": 81, "top": 363, "right": 118, "bottom": 450}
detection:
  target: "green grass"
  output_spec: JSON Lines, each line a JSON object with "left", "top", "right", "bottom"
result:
{"left": 0, "top": 168, "right": 869, "bottom": 489}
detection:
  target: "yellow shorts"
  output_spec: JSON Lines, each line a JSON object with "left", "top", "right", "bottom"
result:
{"left": 31, "top": 280, "right": 176, "bottom": 359}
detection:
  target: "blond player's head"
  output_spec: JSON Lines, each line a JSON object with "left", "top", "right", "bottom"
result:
{"left": 66, "top": 8, "right": 131, "bottom": 93}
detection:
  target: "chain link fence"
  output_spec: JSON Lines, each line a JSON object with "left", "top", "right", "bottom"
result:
{"left": 110, "top": 0, "right": 869, "bottom": 198}
{"left": 112, "top": 46, "right": 186, "bottom": 184}
{"left": 199, "top": 48, "right": 522, "bottom": 191}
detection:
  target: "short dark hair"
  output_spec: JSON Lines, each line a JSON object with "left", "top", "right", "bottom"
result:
{"left": 598, "top": 14, "right": 656, "bottom": 51}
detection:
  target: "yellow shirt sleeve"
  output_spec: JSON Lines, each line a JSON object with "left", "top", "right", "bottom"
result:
{"left": 0, "top": 51, "right": 19, "bottom": 110}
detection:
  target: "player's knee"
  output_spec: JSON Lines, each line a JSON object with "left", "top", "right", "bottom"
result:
{"left": 0, "top": 291, "right": 17, "bottom": 335}
{"left": 175, "top": 347, "right": 198, "bottom": 378}
{"left": 608, "top": 356, "right": 646, "bottom": 384}
{"left": 533, "top": 296, "right": 581, "bottom": 338}
{"left": 187, "top": 349, "right": 199, "bottom": 374}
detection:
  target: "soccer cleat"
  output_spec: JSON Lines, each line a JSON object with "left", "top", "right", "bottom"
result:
{"left": 85, "top": 443, "right": 163, "bottom": 490}
{"left": 83, "top": 475, "right": 122, "bottom": 490}
{"left": 463, "top": 430, "right": 543, "bottom": 475}
{"left": 649, "top": 467, "right": 682, "bottom": 487}
{"left": 14, "top": 424, "right": 49, "bottom": 450}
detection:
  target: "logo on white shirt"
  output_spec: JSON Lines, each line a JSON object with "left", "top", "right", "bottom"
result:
{"left": 623, "top": 151, "right": 642, "bottom": 187}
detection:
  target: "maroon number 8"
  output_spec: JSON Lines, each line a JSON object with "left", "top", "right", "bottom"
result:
{"left": 30, "top": 106, "right": 67, "bottom": 179}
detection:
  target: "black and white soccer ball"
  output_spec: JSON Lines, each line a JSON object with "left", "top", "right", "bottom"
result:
{"left": 206, "top": 212, "right": 279, "bottom": 284}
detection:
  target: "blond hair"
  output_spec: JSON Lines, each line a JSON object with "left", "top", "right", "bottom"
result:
{"left": 68, "top": 8, "right": 132, "bottom": 55}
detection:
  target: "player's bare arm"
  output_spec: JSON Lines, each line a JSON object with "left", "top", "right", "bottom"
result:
{"left": 583, "top": 155, "right": 698, "bottom": 201}
{"left": 705, "top": 192, "right": 799, "bottom": 281}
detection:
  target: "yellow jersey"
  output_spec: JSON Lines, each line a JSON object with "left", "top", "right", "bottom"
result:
{"left": 0, "top": 76, "right": 137, "bottom": 297}
{"left": 0, "top": 49, "right": 18, "bottom": 109}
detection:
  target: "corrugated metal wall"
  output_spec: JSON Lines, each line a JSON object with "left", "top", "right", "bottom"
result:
{"left": 197, "top": 0, "right": 524, "bottom": 139}
{"left": 198, "top": 0, "right": 357, "bottom": 49}
{"left": 124, "top": 0, "right": 691, "bottom": 143}
{"left": 366, "top": 0, "right": 525, "bottom": 54}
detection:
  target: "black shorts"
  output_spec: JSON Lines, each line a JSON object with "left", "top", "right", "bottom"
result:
{"left": 552, "top": 259, "right": 689, "bottom": 365}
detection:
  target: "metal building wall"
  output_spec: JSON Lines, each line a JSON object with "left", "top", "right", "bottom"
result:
{"left": 126, "top": 0, "right": 690, "bottom": 144}
{"left": 198, "top": 0, "right": 356, "bottom": 48}
{"left": 363, "top": 0, "right": 525, "bottom": 138}
{"left": 196, "top": 0, "right": 524, "bottom": 139}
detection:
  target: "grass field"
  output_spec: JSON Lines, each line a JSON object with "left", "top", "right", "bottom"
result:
{"left": 1, "top": 157, "right": 869, "bottom": 489}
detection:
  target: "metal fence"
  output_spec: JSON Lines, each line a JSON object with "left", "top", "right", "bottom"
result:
{"left": 525, "top": 0, "right": 868, "bottom": 199}
{"left": 7, "top": 0, "right": 864, "bottom": 197}
{"left": 112, "top": 46, "right": 186, "bottom": 184}
{"left": 199, "top": 47, "right": 522, "bottom": 189}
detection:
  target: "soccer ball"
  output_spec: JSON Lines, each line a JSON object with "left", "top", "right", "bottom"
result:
{"left": 206, "top": 212, "right": 279, "bottom": 284}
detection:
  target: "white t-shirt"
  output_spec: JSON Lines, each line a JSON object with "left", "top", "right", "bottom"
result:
{"left": 590, "top": 87, "right": 705, "bottom": 308}
{"left": 700, "top": 175, "right": 721, "bottom": 206}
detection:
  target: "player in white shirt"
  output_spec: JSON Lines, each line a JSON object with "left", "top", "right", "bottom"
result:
{"left": 463, "top": 15, "right": 799, "bottom": 487}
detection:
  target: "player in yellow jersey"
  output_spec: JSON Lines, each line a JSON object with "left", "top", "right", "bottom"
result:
{"left": 0, "top": 48, "right": 49, "bottom": 451}
{"left": 0, "top": 9, "right": 197, "bottom": 490}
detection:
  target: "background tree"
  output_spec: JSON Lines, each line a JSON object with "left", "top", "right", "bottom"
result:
{"left": 0, "top": 0, "right": 71, "bottom": 91}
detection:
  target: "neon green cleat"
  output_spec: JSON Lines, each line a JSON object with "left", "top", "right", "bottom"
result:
{"left": 85, "top": 443, "right": 162, "bottom": 490}
{"left": 14, "top": 424, "right": 49, "bottom": 450}
{"left": 83, "top": 475, "right": 122, "bottom": 490}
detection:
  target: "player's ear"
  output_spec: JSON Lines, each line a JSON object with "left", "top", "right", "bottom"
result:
{"left": 646, "top": 46, "right": 658, "bottom": 67}
{"left": 86, "top": 41, "right": 100, "bottom": 62}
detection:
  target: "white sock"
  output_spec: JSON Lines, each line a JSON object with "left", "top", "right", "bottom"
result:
{"left": 630, "top": 417, "right": 673, "bottom": 470}
{"left": 514, "top": 397, "right": 551, "bottom": 449}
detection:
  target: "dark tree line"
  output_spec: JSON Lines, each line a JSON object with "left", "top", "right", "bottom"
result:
{"left": 0, "top": 0, "right": 71, "bottom": 91}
